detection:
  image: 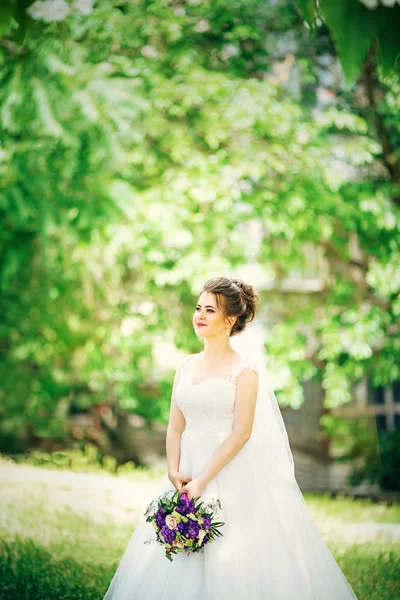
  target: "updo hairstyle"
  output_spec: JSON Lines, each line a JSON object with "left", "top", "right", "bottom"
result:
{"left": 200, "top": 276, "right": 259, "bottom": 337}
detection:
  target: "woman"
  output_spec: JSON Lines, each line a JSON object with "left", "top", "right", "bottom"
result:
{"left": 102, "top": 276, "right": 358, "bottom": 599}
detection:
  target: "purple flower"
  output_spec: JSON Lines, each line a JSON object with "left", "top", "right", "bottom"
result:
{"left": 160, "top": 524, "right": 176, "bottom": 544}
{"left": 176, "top": 493, "right": 191, "bottom": 515}
{"left": 155, "top": 508, "right": 167, "bottom": 527}
{"left": 187, "top": 519, "right": 200, "bottom": 539}
{"left": 202, "top": 515, "right": 211, "bottom": 530}
{"left": 175, "top": 505, "right": 189, "bottom": 515}
{"left": 177, "top": 521, "right": 189, "bottom": 536}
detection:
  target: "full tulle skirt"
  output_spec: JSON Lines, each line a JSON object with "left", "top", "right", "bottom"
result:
{"left": 102, "top": 433, "right": 358, "bottom": 599}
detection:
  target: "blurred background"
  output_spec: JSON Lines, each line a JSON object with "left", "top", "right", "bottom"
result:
{"left": 0, "top": 1, "right": 399, "bottom": 598}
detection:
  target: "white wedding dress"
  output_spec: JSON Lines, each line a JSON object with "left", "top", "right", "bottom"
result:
{"left": 102, "top": 353, "right": 358, "bottom": 600}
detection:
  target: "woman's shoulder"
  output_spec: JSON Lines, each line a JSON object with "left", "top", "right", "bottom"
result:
{"left": 241, "top": 357, "right": 259, "bottom": 372}
{"left": 231, "top": 356, "right": 259, "bottom": 381}
{"left": 174, "top": 353, "right": 200, "bottom": 372}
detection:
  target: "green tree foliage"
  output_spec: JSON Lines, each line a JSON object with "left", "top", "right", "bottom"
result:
{"left": 324, "top": 414, "right": 400, "bottom": 491}
{"left": 0, "top": 1, "right": 399, "bottom": 459}
{"left": 296, "top": 0, "right": 400, "bottom": 82}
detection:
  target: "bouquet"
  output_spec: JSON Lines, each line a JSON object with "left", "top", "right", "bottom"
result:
{"left": 144, "top": 487, "right": 225, "bottom": 562}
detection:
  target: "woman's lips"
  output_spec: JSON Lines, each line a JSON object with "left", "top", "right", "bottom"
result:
{"left": 196, "top": 323, "right": 207, "bottom": 327}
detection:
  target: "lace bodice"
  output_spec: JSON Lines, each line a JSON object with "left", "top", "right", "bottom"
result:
{"left": 174, "top": 353, "right": 259, "bottom": 441}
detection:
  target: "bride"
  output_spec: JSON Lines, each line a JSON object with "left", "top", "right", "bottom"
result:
{"left": 102, "top": 276, "right": 359, "bottom": 599}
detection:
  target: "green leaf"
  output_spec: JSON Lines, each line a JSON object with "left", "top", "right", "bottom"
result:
{"left": 295, "top": 0, "right": 318, "bottom": 27}
{"left": 0, "top": 1, "right": 14, "bottom": 38}
{"left": 377, "top": 12, "right": 400, "bottom": 76}
{"left": 321, "top": 0, "right": 391, "bottom": 82}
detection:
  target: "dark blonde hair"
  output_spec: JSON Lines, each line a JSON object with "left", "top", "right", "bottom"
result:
{"left": 198, "top": 276, "right": 259, "bottom": 336}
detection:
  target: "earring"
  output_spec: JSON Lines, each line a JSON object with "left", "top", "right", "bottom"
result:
{"left": 226, "top": 328, "right": 230, "bottom": 336}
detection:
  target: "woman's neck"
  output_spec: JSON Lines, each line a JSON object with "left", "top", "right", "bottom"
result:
{"left": 201, "top": 340, "right": 238, "bottom": 361}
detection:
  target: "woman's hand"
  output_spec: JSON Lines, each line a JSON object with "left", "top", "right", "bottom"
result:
{"left": 177, "top": 477, "right": 205, "bottom": 501}
{"left": 168, "top": 470, "right": 193, "bottom": 491}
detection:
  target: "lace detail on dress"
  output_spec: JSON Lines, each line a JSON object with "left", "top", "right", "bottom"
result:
{"left": 176, "top": 354, "right": 192, "bottom": 374}
{"left": 228, "top": 360, "right": 259, "bottom": 385}
{"left": 173, "top": 353, "right": 259, "bottom": 441}
{"left": 176, "top": 353, "right": 258, "bottom": 387}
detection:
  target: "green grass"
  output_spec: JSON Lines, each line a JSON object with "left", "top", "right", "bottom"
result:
{"left": 0, "top": 540, "right": 112, "bottom": 600}
{"left": 305, "top": 490, "right": 400, "bottom": 524}
{"left": 0, "top": 459, "right": 399, "bottom": 599}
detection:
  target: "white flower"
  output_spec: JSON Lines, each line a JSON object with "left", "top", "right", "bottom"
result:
{"left": 137, "top": 301, "right": 154, "bottom": 315}
{"left": 140, "top": 45, "right": 158, "bottom": 60}
{"left": 44, "top": 0, "right": 70, "bottom": 22}
{"left": 359, "top": 0, "right": 400, "bottom": 7}
{"left": 73, "top": 0, "right": 94, "bottom": 15}
{"left": 120, "top": 316, "right": 142, "bottom": 337}
{"left": 197, "top": 529, "right": 206, "bottom": 541}
{"left": 27, "top": 1, "right": 49, "bottom": 19}
{"left": 27, "top": 0, "right": 70, "bottom": 22}
{"left": 174, "top": 7, "right": 186, "bottom": 17}
{"left": 358, "top": 0, "right": 379, "bottom": 8}
{"left": 27, "top": 0, "right": 94, "bottom": 21}
{"left": 165, "top": 515, "right": 178, "bottom": 530}
{"left": 193, "top": 19, "right": 210, "bottom": 33}
{"left": 220, "top": 44, "right": 239, "bottom": 60}
{"left": 316, "top": 86, "right": 336, "bottom": 105}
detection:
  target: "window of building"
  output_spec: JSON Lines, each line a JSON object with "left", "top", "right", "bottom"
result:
{"left": 375, "top": 414, "right": 387, "bottom": 431}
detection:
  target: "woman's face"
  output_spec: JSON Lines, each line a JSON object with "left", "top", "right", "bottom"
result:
{"left": 192, "top": 291, "right": 235, "bottom": 338}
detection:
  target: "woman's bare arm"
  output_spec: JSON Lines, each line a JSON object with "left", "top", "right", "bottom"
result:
{"left": 196, "top": 368, "right": 259, "bottom": 488}
{"left": 166, "top": 365, "right": 187, "bottom": 478}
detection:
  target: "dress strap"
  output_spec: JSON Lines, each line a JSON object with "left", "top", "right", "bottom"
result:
{"left": 228, "top": 358, "right": 259, "bottom": 385}
{"left": 176, "top": 353, "right": 258, "bottom": 384}
{"left": 175, "top": 354, "right": 193, "bottom": 373}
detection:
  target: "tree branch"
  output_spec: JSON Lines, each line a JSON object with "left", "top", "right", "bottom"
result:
{"left": 0, "top": 39, "right": 28, "bottom": 56}
{"left": 362, "top": 46, "right": 400, "bottom": 206}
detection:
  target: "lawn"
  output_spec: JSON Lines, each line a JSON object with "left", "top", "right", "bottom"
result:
{"left": 0, "top": 457, "right": 399, "bottom": 600}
